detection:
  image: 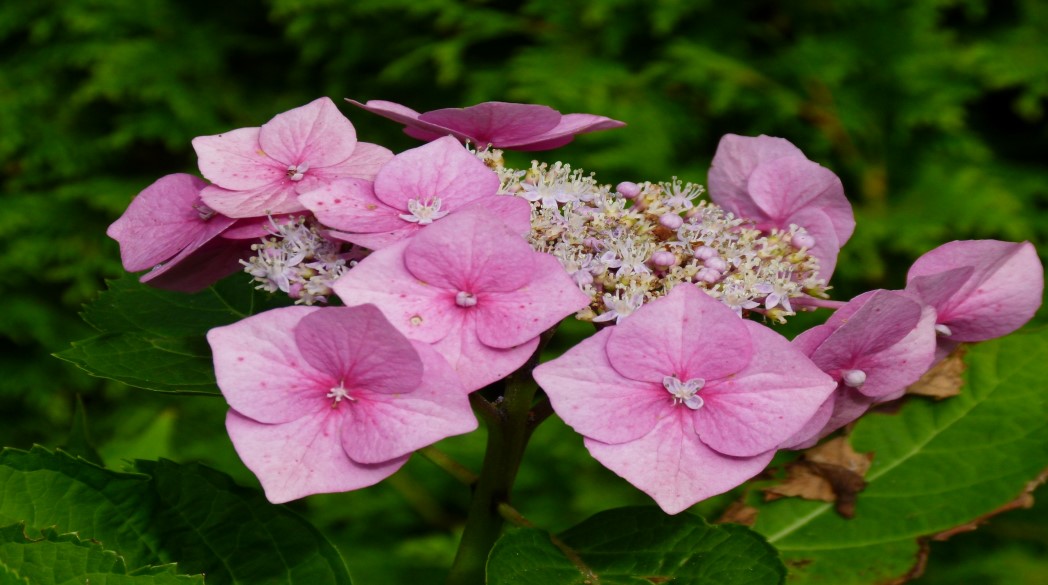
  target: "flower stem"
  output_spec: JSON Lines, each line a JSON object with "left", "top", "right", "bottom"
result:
{"left": 793, "top": 295, "right": 847, "bottom": 310}
{"left": 419, "top": 446, "right": 478, "bottom": 486}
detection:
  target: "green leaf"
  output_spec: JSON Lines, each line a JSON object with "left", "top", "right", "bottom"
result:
{"left": 0, "top": 524, "right": 203, "bottom": 584}
{"left": 55, "top": 274, "right": 289, "bottom": 394}
{"left": 0, "top": 447, "right": 352, "bottom": 585}
{"left": 749, "top": 329, "right": 1048, "bottom": 584}
{"left": 487, "top": 506, "right": 785, "bottom": 584}
{"left": 60, "top": 395, "right": 105, "bottom": 466}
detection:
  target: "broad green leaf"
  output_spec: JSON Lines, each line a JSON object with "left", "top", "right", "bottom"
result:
{"left": 750, "top": 329, "right": 1048, "bottom": 584}
{"left": 0, "top": 447, "right": 352, "bottom": 585}
{"left": 55, "top": 275, "right": 289, "bottom": 395}
{"left": 138, "top": 459, "right": 353, "bottom": 585}
{"left": 0, "top": 524, "right": 203, "bottom": 585}
{"left": 487, "top": 507, "right": 785, "bottom": 584}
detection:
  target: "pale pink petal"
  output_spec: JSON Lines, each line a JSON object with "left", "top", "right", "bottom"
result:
{"left": 328, "top": 227, "right": 417, "bottom": 250}
{"left": 299, "top": 178, "right": 406, "bottom": 233}
{"left": 340, "top": 341, "right": 476, "bottom": 463}
{"left": 226, "top": 409, "right": 407, "bottom": 504}
{"left": 792, "top": 323, "right": 835, "bottom": 357}
{"left": 346, "top": 99, "right": 453, "bottom": 138}
{"left": 693, "top": 321, "right": 836, "bottom": 457}
{"left": 533, "top": 329, "right": 668, "bottom": 445}
{"left": 779, "top": 392, "right": 837, "bottom": 450}
{"left": 783, "top": 206, "right": 842, "bottom": 280}
{"left": 474, "top": 253, "right": 589, "bottom": 348}
{"left": 372, "top": 136, "right": 500, "bottom": 212}
{"left": 418, "top": 102, "right": 561, "bottom": 146}
{"left": 293, "top": 306, "right": 423, "bottom": 395}
{"left": 851, "top": 304, "right": 937, "bottom": 398}
{"left": 585, "top": 412, "right": 775, "bottom": 515}
{"left": 501, "top": 113, "right": 626, "bottom": 150}
{"left": 139, "top": 234, "right": 250, "bottom": 292}
{"left": 605, "top": 284, "right": 752, "bottom": 384}
{"left": 458, "top": 195, "right": 534, "bottom": 236}
{"left": 816, "top": 290, "right": 924, "bottom": 367}
{"left": 259, "top": 97, "right": 358, "bottom": 169}
{"left": 107, "top": 174, "right": 235, "bottom": 271}
{"left": 200, "top": 181, "right": 303, "bottom": 218}
{"left": 430, "top": 312, "right": 540, "bottom": 391}
{"left": 747, "top": 156, "right": 853, "bottom": 243}
{"left": 905, "top": 266, "right": 974, "bottom": 308}
{"left": 708, "top": 134, "right": 804, "bottom": 220}
{"left": 207, "top": 306, "right": 330, "bottom": 424}
{"left": 906, "top": 240, "right": 1043, "bottom": 341}
{"left": 403, "top": 208, "right": 537, "bottom": 293}
{"left": 193, "top": 127, "right": 285, "bottom": 190}
{"left": 310, "top": 141, "right": 394, "bottom": 183}
{"left": 220, "top": 214, "right": 299, "bottom": 240}
{"left": 332, "top": 239, "right": 462, "bottom": 343}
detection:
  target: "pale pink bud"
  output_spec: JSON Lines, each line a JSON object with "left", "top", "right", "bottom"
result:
{"left": 659, "top": 213, "right": 684, "bottom": 230}
{"left": 841, "top": 369, "right": 867, "bottom": 388}
{"left": 704, "top": 257, "right": 728, "bottom": 272}
{"left": 651, "top": 251, "right": 677, "bottom": 267}
{"left": 793, "top": 232, "right": 816, "bottom": 249}
{"left": 694, "top": 246, "right": 717, "bottom": 260}
{"left": 697, "top": 268, "right": 722, "bottom": 283}
{"left": 616, "top": 181, "right": 641, "bottom": 199}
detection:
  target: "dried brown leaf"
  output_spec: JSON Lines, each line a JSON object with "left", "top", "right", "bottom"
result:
{"left": 907, "top": 346, "right": 967, "bottom": 399}
{"left": 763, "top": 437, "right": 874, "bottom": 518}
{"left": 716, "top": 500, "right": 759, "bottom": 526}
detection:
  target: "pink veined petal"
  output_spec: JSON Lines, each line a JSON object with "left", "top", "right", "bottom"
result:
{"left": 417, "top": 102, "right": 562, "bottom": 146}
{"left": 816, "top": 290, "right": 924, "bottom": 369}
{"left": 372, "top": 136, "right": 500, "bottom": 212}
{"left": 430, "top": 311, "right": 540, "bottom": 391}
{"left": 792, "top": 324, "right": 836, "bottom": 357}
{"left": 207, "top": 306, "right": 331, "bottom": 424}
{"left": 605, "top": 284, "right": 752, "bottom": 384}
{"left": 851, "top": 304, "right": 937, "bottom": 398}
{"left": 533, "top": 328, "right": 669, "bottom": 445}
{"left": 747, "top": 156, "right": 850, "bottom": 239}
{"left": 220, "top": 214, "right": 299, "bottom": 240}
{"left": 906, "top": 240, "right": 1044, "bottom": 341}
{"left": 499, "top": 113, "right": 626, "bottom": 150}
{"left": 300, "top": 178, "right": 407, "bottom": 233}
{"left": 327, "top": 227, "right": 418, "bottom": 250}
{"left": 584, "top": 412, "right": 775, "bottom": 515}
{"left": 107, "top": 174, "right": 235, "bottom": 272}
{"left": 200, "top": 181, "right": 304, "bottom": 219}
{"left": 139, "top": 232, "right": 250, "bottom": 293}
{"left": 340, "top": 341, "right": 476, "bottom": 464}
{"left": 779, "top": 391, "right": 837, "bottom": 450}
{"left": 403, "top": 208, "right": 537, "bottom": 293}
{"left": 474, "top": 253, "right": 589, "bottom": 349}
{"left": 457, "top": 195, "right": 534, "bottom": 237}
{"left": 332, "top": 238, "right": 463, "bottom": 344}
{"left": 781, "top": 206, "right": 842, "bottom": 281}
{"left": 309, "top": 141, "right": 394, "bottom": 183}
{"left": 226, "top": 409, "right": 407, "bottom": 504}
{"left": 403, "top": 126, "right": 455, "bottom": 143}
{"left": 193, "top": 127, "right": 286, "bottom": 191}
{"left": 707, "top": 134, "right": 805, "bottom": 219}
{"left": 693, "top": 320, "right": 836, "bottom": 458}
{"left": 293, "top": 306, "right": 423, "bottom": 395}
{"left": 259, "top": 97, "right": 358, "bottom": 169}
{"left": 905, "top": 266, "right": 975, "bottom": 309}
{"left": 345, "top": 99, "right": 454, "bottom": 138}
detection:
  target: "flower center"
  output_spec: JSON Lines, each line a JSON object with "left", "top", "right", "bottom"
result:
{"left": 286, "top": 163, "right": 310, "bottom": 181}
{"left": 841, "top": 369, "right": 867, "bottom": 388}
{"left": 193, "top": 202, "right": 217, "bottom": 221}
{"left": 455, "top": 291, "right": 478, "bottom": 308}
{"left": 663, "top": 375, "right": 705, "bottom": 410}
{"left": 400, "top": 197, "right": 449, "bottom": 225}
{"left": 326, "top": 382, "right": 355, "bottom": 407}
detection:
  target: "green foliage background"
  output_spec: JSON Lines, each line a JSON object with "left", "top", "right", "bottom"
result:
{"left": 2, "top": 0, "right": 1046, "bottom": 582}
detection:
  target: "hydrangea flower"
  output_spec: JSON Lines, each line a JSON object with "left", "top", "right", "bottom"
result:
{"left": 707, "top": 134, "right": 854, "bottom": 279}
{"left": 333, "top": 207, "right": 590, "bottom": 390}
{"left": 533, "top": 284, "right": 836, "bottom": 513}
{"left": 207, "top": 304, "right": 477, "bottom": 504}
{"left": 300, "top": 136, "right": 530, "bottom": 249}
{"left": 347, "top": 99, "right": 625, "bottom": 150}
{"left": 107, "top": 173, "right": 250, "bottom": 292}
{"left": 194, "top": 97, "right": 393, "bottom": 218}
{"left": 782, "top": 289, "right": 938, "bottom": 449}
{"left": 906, "top": 240, "right": 1043, "bottom": 350}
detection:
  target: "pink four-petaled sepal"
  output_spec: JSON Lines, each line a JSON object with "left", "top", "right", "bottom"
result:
{"left": 906, "top": 239, "right": 1044, "bottom": 343}
{"left": 533, "top": 284, "right": 836, "bottom": 514}
{"left": 332, "top": 207, "right": 590, "bottom": 391}
{"left": 346, "top": 99, "right": 625, "bottom": 151}
{"left": 707, "top": 134, "right": 854, "bottom": 280}
{"left": 193, "top": 97, "right": 393, "bottom": 219}
{"left": 207, "top": 304, "right": 477, "bottom": 504}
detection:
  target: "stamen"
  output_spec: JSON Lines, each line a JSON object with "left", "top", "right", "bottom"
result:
{"left": 663, "top": 375, "right": 706, "bottom": 410}
{"left": 286, "top": 163, "right": 310, "bottom": 181}
{"left": 455, "top": 291, "right": 478, "bottom": 308}
{"left": 842, "top": 369, "right": 867, "bottom": 388}
{"left": 399, "top": 197, "right": 450, "bottom": 225}
{"left": 326, "top": 383, "right": 355, "bottom": 406}
{"left": 935, "top": 324, "right": 953, "bottom": 337}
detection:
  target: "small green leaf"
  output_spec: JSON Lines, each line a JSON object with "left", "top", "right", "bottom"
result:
{"left": 487, "top": 507, "right": 785, "bottom": 585}
{"left": 55, "top": 274, "right": 290, "bottom": 394}
{"left": 750, "top": 329, "right": 1048, "bottom": 584}
{"left": 61, "top": 395, "right": 104, "bottom": 466}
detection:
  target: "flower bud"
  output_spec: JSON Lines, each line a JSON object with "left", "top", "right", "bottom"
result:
{"left": 651, "top": 251, "right": 677, "bottom": 267}
{"left": 659, "top": 213, "right": 684, "bottom": 230}
{"left": 616, "top": 181, "right": 641, "bottom": 199}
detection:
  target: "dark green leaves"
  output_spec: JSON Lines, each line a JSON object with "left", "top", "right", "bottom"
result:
{"left": 56, "top": 275, "right": 289, "bottom": 394}
{"left": 487, "top": 507, "right": 785, "bottom": 585}
{"left": 750, "top": 329, "right": 1048, "bottom": 583}
{"left": 0, "top": 447, "right": 351, "bottom": 585}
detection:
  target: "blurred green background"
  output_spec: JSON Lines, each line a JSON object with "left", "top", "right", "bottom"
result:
{"left": 2, "top": 0, "right": 1046, "bottom": 583}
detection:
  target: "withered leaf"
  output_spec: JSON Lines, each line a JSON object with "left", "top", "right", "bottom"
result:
{"left": 907, "top": 346, "right": 967, "bottom": 399}
{"left": 764, "top": 437, "right": 874, "bottom": 518}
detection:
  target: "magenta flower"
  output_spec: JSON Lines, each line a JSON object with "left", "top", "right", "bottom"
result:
{"left": 707, "top": 134, "right": 854, "bottom": 279}
{"left": 332, "top": 207, "right": 589, "bottom": 391}
{"left": 347, "top": 99, "right": 625, "bottom": 151}
{"left": 906, "top": 239, "right": 1043, "bottom": 345}
{"left": 782, "top": 289, "right": 938, "bottom": 449}
{"left": 107, "top": 173, "right": 251, "bottom": 292}
{"left": 300, "top": 136, "right": 531, "bottom": 249}
{"left": 207, "top": 304, "right": 477, "bottom": 504}
{"left": 533, "top": 284, "right": 836, "bottom": 514}
{"left": 193, "top": 97, "right": 393, "bottom": 218}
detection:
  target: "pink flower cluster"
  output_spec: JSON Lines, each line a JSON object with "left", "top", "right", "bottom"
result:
{"left": 108, "top": 98, "right": 1043, "bottom": 514}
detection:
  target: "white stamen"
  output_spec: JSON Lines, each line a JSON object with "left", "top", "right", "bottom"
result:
{"left": 842, "top": 369, "right": 867, "bottom": 388}
{"left": 663, "top": 375, "right": 706, "bottom": 410}
{"left": 400, "top": 197, "right": 450, "bottom": 225}
{"left": 455, "top": 291, "right": 477, "bottom": 308}
{"left": 935, "top": 323, "right": 953, "bottom": 337}
{"left": 326, "top": 383, "right": 354, "bottom": 405}
{"left": 286, "top": 162, "right": 310, "bottom": 181}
